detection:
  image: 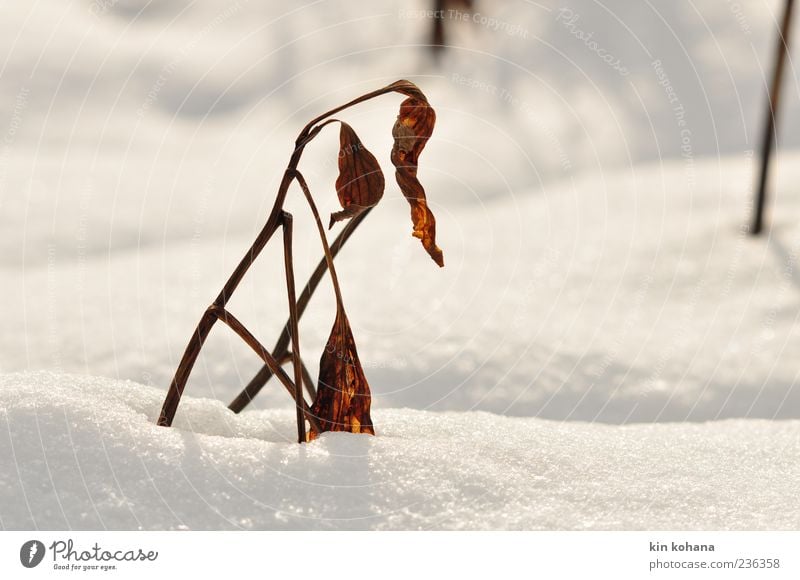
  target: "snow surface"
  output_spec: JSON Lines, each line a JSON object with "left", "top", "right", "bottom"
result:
{"left": 2, "top": 372, "right": 799, "bottom": 530}
{"left": 2, "top": 0, "right": 800, "bottom": 530}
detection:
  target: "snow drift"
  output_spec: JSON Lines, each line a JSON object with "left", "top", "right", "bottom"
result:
{"left": 1, "top": 372, "right": 798, "bottom": 530}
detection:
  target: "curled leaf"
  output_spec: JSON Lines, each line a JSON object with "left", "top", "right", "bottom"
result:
{"left": 308, "top": 310, "right": 375, "bottom": 440}
{"left": 330, "top": 122, "right": 385, "bottom": 229}
{"left": 390, "top": 94, "right": 444, "bottom": 267}
{"left": 385, "top": 79, "right": 427, "bottom": 100}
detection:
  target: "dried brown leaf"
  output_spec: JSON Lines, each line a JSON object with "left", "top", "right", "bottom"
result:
{"left": 390, "top": 95, "right": 444, "bottom": 267}
{"left": 329, "top": 122, "right": 385, "bottom": 228}
{"left": 308, "top": 310, "right": 375, "bottom": 440}
{"left": 385, "top": 79, "right": 426, "bottom": 100}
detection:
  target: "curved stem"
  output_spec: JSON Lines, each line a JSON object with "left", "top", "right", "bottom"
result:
{"left": 294, "top": 79, "right": 420, "bottom": 149}
{"left": 228, "top": 208, "right": 372, "bottom": 413}
{"left": 289, "top": 170, "right": 345, "bottom": 310}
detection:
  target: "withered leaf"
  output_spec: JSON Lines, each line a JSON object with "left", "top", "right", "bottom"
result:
{"left": 330, "top": 122, "right": 385, "bottom": 229}
{"left": 390, "top": 95, "right": 444, "bottom": 267}
{"left": 384, "top": 79, "right": 427, "bottom": 101}
{"left": 308, "top": 310, "right": 375, "bottom": 440}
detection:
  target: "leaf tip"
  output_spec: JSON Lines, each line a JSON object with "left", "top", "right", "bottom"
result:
{"left": 432, "top": 248, "right": 444, "bottom": 268}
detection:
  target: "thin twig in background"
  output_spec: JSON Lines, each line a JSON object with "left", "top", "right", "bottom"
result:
{"left": 751, "top": 0, "right": 795, "bottom": 235}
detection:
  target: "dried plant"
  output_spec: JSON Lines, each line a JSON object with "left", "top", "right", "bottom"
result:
{"left": 157, "top": 80, "right": 443, "bottom": 443}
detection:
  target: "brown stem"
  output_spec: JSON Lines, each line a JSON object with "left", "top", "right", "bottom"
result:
{"left": 279, "top": 351, "right": 316, "bottom": 399}
{"left": 158, "top": 166, "right": 295, "bottom": 427}
{"left": 157, "top": 307, "right": 218, "bottom": 426}
{"left": 290, "top": 170, "right": 345, "bottom": 309}
{"left": 209, "top": 305, "right": 321, "bottom": 433}
{"left": 281, "top": 211, "right": 307, "bottom": 443}
{"left": 296, "top": 80, "right": 419, "bottom": 147}
{"left": 228, "top": 208, "right": 371, "bottom": 413}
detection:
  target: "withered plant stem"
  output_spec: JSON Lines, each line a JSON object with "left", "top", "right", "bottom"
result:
{"left": 227, "top": 209, "right": 370, "bottom": 413}
{"left": 280, "top": 211, "right": 307, "bottom": 443}
{"left": 157, "top": 81, "right": 419, "bottom": 436}
{"left": 290, "top": 170, "right": 345, "bottom": 309}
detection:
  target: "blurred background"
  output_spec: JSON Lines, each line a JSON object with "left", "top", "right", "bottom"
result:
{"left": 2, "top": 0, "right": 799, "bottom": 423}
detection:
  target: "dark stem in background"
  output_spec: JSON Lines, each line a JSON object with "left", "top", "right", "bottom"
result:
{"left": 429, "top": 0, "right": 475, "bottom": 59}
{"left": 431, "top": 0, "right": 446, "bottom": 57}
{"left": 752, "top": 0, "right": 795, "bottom": 235}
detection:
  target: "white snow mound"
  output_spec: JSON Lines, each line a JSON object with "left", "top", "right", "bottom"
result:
{"left": 1, "top": 372, "right": 798, "bottom": 530}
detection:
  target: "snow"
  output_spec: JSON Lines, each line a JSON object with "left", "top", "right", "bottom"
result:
{"left": 2, "top": 372, "right": 798, "bottom": 530}
{"left": 2, "top": 0, "right": 800, "bottom": 530}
